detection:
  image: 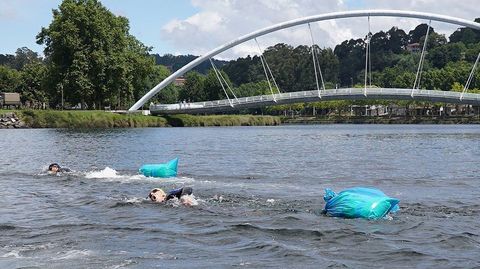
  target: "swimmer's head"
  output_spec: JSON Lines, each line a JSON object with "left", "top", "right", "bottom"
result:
{"left": 148, "top": 188, "right": 166, "bottom": 202}
{"left": 180, "top": 195, "right": 198, "bottom": 206}
{"left": 48, "top": 163, "right": 60, "bottom": 173}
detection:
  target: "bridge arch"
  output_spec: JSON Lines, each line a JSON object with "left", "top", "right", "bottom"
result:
{"left": 129, "top": 9, "right": 480, "bottom": 111}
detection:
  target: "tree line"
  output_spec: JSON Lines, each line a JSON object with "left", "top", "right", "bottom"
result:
{"left": 0, "top": 0, "right": 479, "bottom": 111}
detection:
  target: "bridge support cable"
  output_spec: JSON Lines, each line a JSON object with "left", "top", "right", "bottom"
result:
{"left": 210, "top": 58, "right": 239, "bottom": 103}
{"left": 308, "top": 23, "right": 326, "bottom": 98}
{"left": 412, "top": 20, "right": 431, "bottom": 97}
{"left": 255, "top": 38, "right": 280, "bottom": 102}
{"left": 209, "top": 58, "right": 235, "bottom": 107}
{"left": 461, "top": 51, "right": 480, "bottom": 100}
{"left": 364, "top": 16, "right": 372, "bottom": 96}
{"left": 218, "top": 71, "right": 239, "bottom": 102}
{"left": 368, "top": 19, "right": 372, "bottom": 87}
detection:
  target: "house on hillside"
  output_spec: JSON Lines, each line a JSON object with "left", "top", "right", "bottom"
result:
{"left": 406, "top": 43, "right": 421, "bottom": 53}
{"left": 173, "top": 77, "right": 186, "bottom": 86}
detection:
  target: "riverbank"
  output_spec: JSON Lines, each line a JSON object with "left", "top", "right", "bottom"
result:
{"left": 19, "top": 110, "right": 169, "bottom": 128}
{"left": 1, "top": 110, "right": 281, "bottom": 128}
{"left": 1, "top": 110, "right": 167, "bottom": 128}
{"left": 281, "top": 115, "right": 480, "bottom": 124}
{"left": 164, "top": 114, "right": 281, "bottom": 127}
{"left": 0, "top": 112, "right": 27, "bottom": 128}
{"left": 3, "top": 110, "right": 479, "bottom": 128}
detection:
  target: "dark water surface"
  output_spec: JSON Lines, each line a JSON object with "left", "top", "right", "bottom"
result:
{"left": 1, "top": 125, "right": 479, "bottom": 268}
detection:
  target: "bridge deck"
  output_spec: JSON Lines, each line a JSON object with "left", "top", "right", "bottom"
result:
{"left": 150, "top": 88, "right": 480, "bottom": 115}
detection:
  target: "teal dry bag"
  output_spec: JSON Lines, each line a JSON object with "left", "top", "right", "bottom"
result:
{"left": 139, "top": 158, "right": 178, "bottom": 178}
{"left": 323, "top": 187, "right": 399, "bottom": 220}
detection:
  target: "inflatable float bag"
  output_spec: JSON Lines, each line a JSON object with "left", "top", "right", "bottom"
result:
{"left": 323, "top": 187, "right": 399, "bottom": 220}
{"left": 139, "top": 158, "right": 178, "bottom": 178}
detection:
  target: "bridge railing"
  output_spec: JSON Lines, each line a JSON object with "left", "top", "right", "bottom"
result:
{"left": 150, "top": 88, "right": 480, "bottom": 112}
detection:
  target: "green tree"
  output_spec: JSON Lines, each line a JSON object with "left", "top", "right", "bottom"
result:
{"left": 180, "top": 71, "right": 206, "bottom": 102}
{"left": 449, "top": 18, "right": 480, "bottom": 44}
{"left": 235, "top": 80, "right": 272, "bottom": 97}
{"left": 18, "top": 62, "right": 48, "bottom": 105}
{"left": 408, "top": 24, "right": 436, "bottom": 44}
{"left": 147, "top": 65, "right": 179, "bottom": 104}
{"left": 37, "top": 0, "right": 155, "bottom": 109}
{"left": 334, "top": 38, "right": 366, "bottom": 86}
{"left": 386, "top": 27, "right": 408, "bottom": 53}
{"left": 0, "top": 54, "right": 15, "bottom": 67}
{"left": 0, "top": 65, "right": 21, "bottom": 92}
{"left": 12, "top": 47, "right": 42, "bottom": 70}
{"left": 222, "top": 55, "right": 261, "bottom": 86}
{"left": 204, "top": 69, "right": 233, "bottom": 101}
{"left": 263, "top": 43, "right": 296, "bottom": 92}
{"left": 428, "top": 42, "right": 466, "bottom": 68}
{"left": 422, "top": 32, "right": 447, "bottom": 49}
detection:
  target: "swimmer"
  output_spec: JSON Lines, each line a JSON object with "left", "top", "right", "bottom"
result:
{"left": 148, "top": 187, "right": 197, "bottom": 206}
{"left": 48, "top": 163, "right": 71, "bottom": 174}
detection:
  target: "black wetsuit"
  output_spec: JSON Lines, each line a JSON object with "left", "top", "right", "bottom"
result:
{"left": 48, "top": 163, "right": 72, "bottom": 173}
{"left": 166, "top": 187, "right": 193, "bottom": 201}
{"left": 48, "top": 163, "right": 71, "bottom": 173}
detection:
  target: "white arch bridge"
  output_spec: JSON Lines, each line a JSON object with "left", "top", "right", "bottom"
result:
{"left": 128, "top": 10, "right": 480, "bottom": 114}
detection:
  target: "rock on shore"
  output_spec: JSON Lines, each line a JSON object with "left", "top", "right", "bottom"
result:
{"left": 0, "top": 112, "right": 27, "bottom": 129}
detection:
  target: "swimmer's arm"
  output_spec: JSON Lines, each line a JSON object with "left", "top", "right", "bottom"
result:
{"left": 166, "top": 187, "right": 193, "bottom": 200}
{"left": 166, "top": 188, "right": 183, "bottom": 200}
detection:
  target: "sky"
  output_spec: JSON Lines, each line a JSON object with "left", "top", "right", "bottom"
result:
{"left": 1, "top": 0, "right": 479, "bottom": 59}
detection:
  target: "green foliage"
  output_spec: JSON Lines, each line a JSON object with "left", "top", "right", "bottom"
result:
{"left": 0, "top": 65, "right": 21, "bottom": 92}
{"left": 222, "top": 44, "right": 339, "bottom": 92}
{"left": 451, "top": 81, "right": 480, "bottom": 93}
{"left": 222, "top": 55, "right": 261, "bottom": 86}
{"left": 18, "top": 62, "right": 48, "bottom": 104}
{"left": 179, "top": 71, "right": 206, "bottom": 102}
{"left": 179, "top": 72, "right": 280, "bottom": 103}
{"left": 235, "top": 81, "right": 272, "bottom": 97}
{"left": 408, "top": 23, "right": 434, "bottom": 44}
{"left": 449, "top": 19, "right": 480, "bottom": 44}
{"left": 147, "top": 65, "right": 179, "bottom": 104}
{"left": 12, "top": 47, "right": 42, "bottom": 70}
{"left": 204, "top": 69, "right": 230, "bottom": 101}
{"left": 18, "top": 110, "right": 168, "bottom": 128}
{"left": 154, "top": 54, "right": 227, "bottom": 74}
{"left": 36, "top": 0, "right": 155, "bottom": 109}
{"left": 427, "top": 42, "right": 465, "bottom": 68}
{"left": 13, "top": 109, "right": 282, "bottom": 128}
{"left": 165, "top": 114, "right": 281, "bottom": 127}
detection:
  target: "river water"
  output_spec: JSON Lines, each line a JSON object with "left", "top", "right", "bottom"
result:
{"left": 0, "top": 125, "right": 479, "bottom": 268}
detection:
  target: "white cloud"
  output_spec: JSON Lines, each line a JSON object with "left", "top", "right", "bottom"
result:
{"left": 162, "top": 0, "right": 345, "bottom": 58}
{"left": 161, "top": 0, "right": 478, "bottom": 59}
{"left": 0, "top": 0, "right": 19, "bottom": 20}
{"left": 359, "top": 0, "right": 479, "bottom": 40}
